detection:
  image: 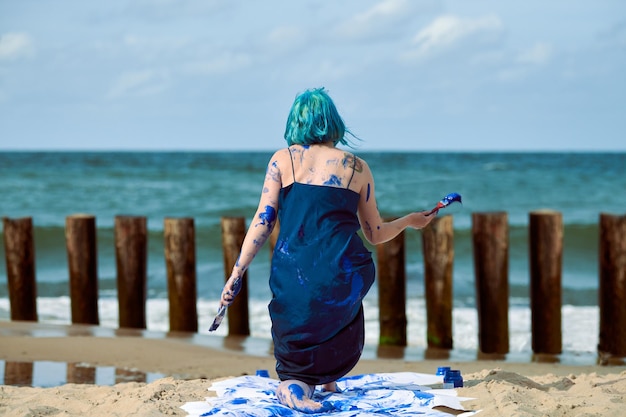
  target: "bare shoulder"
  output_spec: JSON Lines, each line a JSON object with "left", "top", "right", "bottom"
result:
{"left": 345, "top": 154, "right": 373, "bottom": 193}
{"left": 272, "top": 148, "right": 291, "bottom": 159}
{"left": 353, "top": 154, "right": 371, "bottom": 176}
{"left": 268, "top": 148, "right": 291, "bottom": 168}
{"left": 340, "top": 152, "right": 367, "bottom": 172}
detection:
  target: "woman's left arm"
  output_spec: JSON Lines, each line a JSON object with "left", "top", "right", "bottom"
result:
{"left": 356, "top": 158, "right": 435, "bottom": 245}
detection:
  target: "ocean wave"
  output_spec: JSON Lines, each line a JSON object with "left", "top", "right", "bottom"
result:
{"left": 0, "top": 296, "right": 601, "bottom": 359}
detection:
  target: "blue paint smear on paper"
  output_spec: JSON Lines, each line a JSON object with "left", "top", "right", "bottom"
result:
{"left": 183, "top": 373, "right": 473, "bottom": 417}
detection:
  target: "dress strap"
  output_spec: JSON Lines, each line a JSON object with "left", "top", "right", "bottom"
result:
{"left": 346, "top": 153, "right": 357, "bottom": 188}
{"left": 288, "top": 147, "right": 296, "bottom": 182}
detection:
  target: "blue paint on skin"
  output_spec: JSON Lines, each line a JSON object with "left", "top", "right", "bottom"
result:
{"left": 258, "top": 205, "right": 277, "bottom": 226}
{"left": 252, "top": 237, "right": 265, "bottom": 247}
{"left": 230, "top": 277, "right": 242, "bottom": 298}
{"left": 341, "top": 154, "right": 356, "bottom": 170}
{"left": 267, "top": 162, "right": 281, "bottom": 183}
{"left": 323, "top": 175, "right": 342, "bottom": 186}
{"left": 287, "top": 383, "right": 306, "bottom": 400}
{"left": 284, "top": 384, "right": 333, "bottom": 413}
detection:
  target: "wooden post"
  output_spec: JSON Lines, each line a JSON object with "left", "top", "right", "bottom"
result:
{"left": 114, "top": 216, "right": 147, "bottom": 329}
{"left": 377, "top": 219, "right": 406, "bottom": 346}
{"left": 65, "top": 214, "right": 99, "bottom": 325}
{"left": 164, "top": 217, "right": 198, "bottom": 333}
{"left": 116, "top": 368, "right": 146, "bottom": 384}
{"left": 220, "top": 217, "right": 250, "bottom": 335}
{"left": 529, "top": 210, "right": 562, "bottom": 357}
{"left": 598, "top": 213, "right": 626, "bottom": 360}
{"left": 2, "top": 217, "right": 38, "bottom": 321}
{"left": 3, "top": 362, "right": 33, "bottom": 386}
{"left": 422, "top": 215, "right": 454, "bottom": 350}
{"left": 472, "top": 212, "right": 509, "bottom": 355}
{"left": 67, "top": 363, "right": 96, "bottom": 384}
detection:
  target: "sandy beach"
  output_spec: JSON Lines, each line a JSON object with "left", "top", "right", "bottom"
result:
{"left": 1, "top": 320, "right": 625, "bottom": 416}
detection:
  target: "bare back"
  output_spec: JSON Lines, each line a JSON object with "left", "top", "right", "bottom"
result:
{"left": 281, "top": 144, "right": 364, "bottom": 194}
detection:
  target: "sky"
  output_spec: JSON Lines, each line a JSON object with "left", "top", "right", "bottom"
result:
{"left": 1, "top": 0, "right": 625, "bottom": 152}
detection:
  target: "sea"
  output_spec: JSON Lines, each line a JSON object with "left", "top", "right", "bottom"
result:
{"left": 1, "top": 151, "right": 625, "bottom": 364}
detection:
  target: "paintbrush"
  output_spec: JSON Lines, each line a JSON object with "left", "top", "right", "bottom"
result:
{"left": 426, "top": 192, "right": 462, "bottom": 216}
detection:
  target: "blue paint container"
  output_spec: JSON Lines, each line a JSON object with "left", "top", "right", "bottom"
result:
{"left": 436, "top": 366, "right": 451, "bottom": 376}
{"left": 443, "top": 369, "right": 463, "bottom": 388}
{"left": 256, "top": 369, "right": 270, "bottom": 377}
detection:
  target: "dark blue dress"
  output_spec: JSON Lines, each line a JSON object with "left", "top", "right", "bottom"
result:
{"left": 269, "top": 177, "right": 375, "bottom": 386}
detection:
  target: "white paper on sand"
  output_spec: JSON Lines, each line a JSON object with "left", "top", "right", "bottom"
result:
{"left": 181, "top": 372, "right": 479, "bottom": 416}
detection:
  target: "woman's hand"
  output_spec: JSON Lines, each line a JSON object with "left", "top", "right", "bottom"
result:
{"left": 220, "top": 274, "right": 243, "bottom": 308}
{"left": 406, "top": 210, "right": 437, "bottom": 230}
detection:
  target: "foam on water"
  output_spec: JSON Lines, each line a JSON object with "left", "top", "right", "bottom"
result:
{"left": 0, "top": 296, "right": 600, "bottom": 362}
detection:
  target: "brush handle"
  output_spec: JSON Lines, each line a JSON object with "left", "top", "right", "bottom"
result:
{"left": 209, "top": 305, "right": 227, "bottom": 332}
{"left": 425, "top": 207, "right": 440, "bottom": 216}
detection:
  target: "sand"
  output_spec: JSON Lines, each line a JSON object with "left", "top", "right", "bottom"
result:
{"left": 1, "top": 320, "right": 625, "bottom": 416}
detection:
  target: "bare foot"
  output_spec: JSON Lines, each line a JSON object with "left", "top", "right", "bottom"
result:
{"left": 276, "top": 380, "right": 333, "bottom": 414}
{"left": 321, "top": 381, "right": 339, "bottom": 392}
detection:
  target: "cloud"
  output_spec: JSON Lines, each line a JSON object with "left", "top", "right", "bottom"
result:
{"left": 106, "top": 69, "right": 170, "bottom": 99}
{"left": 497, "top": 42, "right": 553, "bottom": 82}
{"left": 516, "top": 42, "right": 552, "bottom": 65}
{"left": 0, "top": 32, "right": 34, "bottom": 61}
{"left": 403, "top": 14, "right": 504, "bottom": 60}
{"left": 335, "top": 0, "right": 417, "bottom": 41}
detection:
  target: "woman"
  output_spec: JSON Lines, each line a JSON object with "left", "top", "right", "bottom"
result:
{"left": 218, "top": 87, "right": 435, "bottom": 413}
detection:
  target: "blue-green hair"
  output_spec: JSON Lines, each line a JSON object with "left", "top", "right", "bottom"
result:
{"left": 284, "top": 87, "right": 356, "bottom": 147}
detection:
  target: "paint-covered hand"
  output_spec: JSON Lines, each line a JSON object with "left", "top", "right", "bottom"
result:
{"left": 209, "top": 274, "right": 243, "bottom": 332}
{"left": 220, "top": 274, "right": 243, "bottom": 308}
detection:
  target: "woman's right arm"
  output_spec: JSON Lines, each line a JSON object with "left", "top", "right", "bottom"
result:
{"left": 356, "top": 159, "right": 435, "bottom": 245}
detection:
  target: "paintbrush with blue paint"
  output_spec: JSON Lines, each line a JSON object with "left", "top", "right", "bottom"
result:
{"left": 426, "top": 192, "right": 462, "bottom": 216}
{"left": 209, "top": 305, "right": 227, "bottom": 331}
{"left": 209, "top": 275, "right": 242, "bottom": 332}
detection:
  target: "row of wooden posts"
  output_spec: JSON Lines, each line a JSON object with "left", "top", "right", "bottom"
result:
{"left": 2, "top": 211, "right": 626, "bottom": 362}
{"left": 2, "top": 361, "right": 148, "bottom": 387}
